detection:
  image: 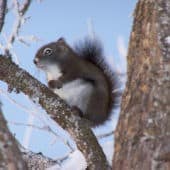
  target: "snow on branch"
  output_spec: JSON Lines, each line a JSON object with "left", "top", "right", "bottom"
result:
{"left": 4, "top": 0, "right": 30, "bottom": 56}
{"left": 22, "top": 150, "right": 60, "bottom": 170}
{"left": 1, "top": 0, "right": 33, "bottom": 57}
{"left": 0, "top": 55, "right": 110, "bottom": 170}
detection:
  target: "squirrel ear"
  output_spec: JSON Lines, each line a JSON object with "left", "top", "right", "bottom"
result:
{"left": 57, "top": 37, "right": 68, "bottom": 52}
{"left": 57, "top": 37, "right": 65, "bottom": 43}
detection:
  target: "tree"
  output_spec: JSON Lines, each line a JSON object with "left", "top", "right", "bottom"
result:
{"left": 113, "top": 0, "right": 170, "bottom": 169}
{"left": 1, "top": 0, "right": 169, "bottom": 170}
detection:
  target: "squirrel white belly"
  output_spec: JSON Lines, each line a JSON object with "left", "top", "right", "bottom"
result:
{"left": 45, "top": 64, "right": 94, "bottom": 113}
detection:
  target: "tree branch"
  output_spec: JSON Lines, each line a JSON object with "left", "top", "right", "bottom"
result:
{"left": 0, "top": 55, "right": 110, "bottom": 170}
{"left": 22, "top": 150, "right": 59, "bottom": 169}
{"left": 0, "top": 102, "right": 28, "bottom": 169}
{"left": 4, "top": 0, "right": 32, "bottom": 57}
{"left": 0, "top": 0, "right": 7, "bottom": 32}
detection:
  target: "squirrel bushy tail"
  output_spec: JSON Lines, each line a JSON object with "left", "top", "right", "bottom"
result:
{"left": 74, "top": 37, "right": 120, "bottom": 120}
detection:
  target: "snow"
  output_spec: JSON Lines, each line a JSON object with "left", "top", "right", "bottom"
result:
{"left": 47, "top": 141, "right": 114, "bottom": 170}
{"left": 148, "top": 118, "right": 153, "bottom": 124}
{"left": 165, "top": 36, "right": 170, "bottom": 44}
{"left": 47, "top": 150, "right": 87, "bottom": 170}
{"left": 61, "top": 150, "right": 87, "bottom": 170}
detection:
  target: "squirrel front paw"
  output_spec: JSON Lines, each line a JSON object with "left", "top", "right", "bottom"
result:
{"left": 48, "top": 80, "right": 62, "bottom": 89}
{"left": 72, "top": 106, "right": 84, "bottom": 117}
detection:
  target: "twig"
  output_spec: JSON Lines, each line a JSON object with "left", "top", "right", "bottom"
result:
{"left": 57, "top": 151, "right": 73, "bottom": 164}
{"left": 97, "top": 131, "right": 114, "bottom": 139}
{"left": 17, "top": 35, "right": 41, "bottom": 46}
{"left": 20, "top": 0, "right": 32, "bottom": 15}
{"left": 0, "top": 88, "right": 45, "bottom": 123}
{"left": 8, "top": 121, "right": 75, "bottom": 152}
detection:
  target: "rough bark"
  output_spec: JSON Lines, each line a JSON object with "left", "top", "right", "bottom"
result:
{"left": 0, "top": 102, "right": 28, "bottom": 170}
{"left": 0, "top": 56, "right": 110, "bottom": 170}
{"left": 113, "top": 0, "right": 170, "bottom": 170}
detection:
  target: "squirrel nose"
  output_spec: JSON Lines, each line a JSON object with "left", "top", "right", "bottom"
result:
{"left": 33, "top": 58, "right": 38, "bottom": 65}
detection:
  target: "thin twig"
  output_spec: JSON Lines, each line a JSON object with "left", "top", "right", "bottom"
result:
{"left": 0, "top": 88, "right": 45, "bottom": 123}
{"left": 97, "top": 131, "right": 114, "bottom": 139}
{"left": 20, "top": 0, "right": 32, "bottom": 15}
{"left": 8, "top": 121, "right": 75, "bottom": 152}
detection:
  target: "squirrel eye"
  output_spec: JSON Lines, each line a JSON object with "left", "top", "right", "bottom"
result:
{"left": 43, "top": 48, "right": 53, "bottom": 56}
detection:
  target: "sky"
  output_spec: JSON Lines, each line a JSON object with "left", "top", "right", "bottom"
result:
{"left": 0, "top": 0, "right": 137, "bottom": 161}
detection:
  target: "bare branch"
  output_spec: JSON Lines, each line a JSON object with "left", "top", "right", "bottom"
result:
{"left": 0, "top": 101, "right": 28, "bottom": 169}
{"left": 4, "top": 0, "right": 32, "bottom": 57}
{"left": 0, "top": 55, "right": 110, "bottom": 170}
{"left": 0, "top": 0, "right": 7, "bottom": 32}
{"left": 22, "top": 150, "right": 59, "bottom": 169}
{"left": 20, "top": 0, "right": 32, "bottom": 15}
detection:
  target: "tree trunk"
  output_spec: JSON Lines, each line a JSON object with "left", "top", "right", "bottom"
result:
{"left": 113, "top": 0, "right": 170, "bottom": 170}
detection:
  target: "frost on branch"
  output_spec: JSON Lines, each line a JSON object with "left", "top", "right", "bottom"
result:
{"left": 0, "top": 55, "right": 110, "bottom": 170}
{"left": 47, "top": 150, "right": 87, "bottom": 170}
{"left": 22, "top": 150, "right": 59, "bottom": 170}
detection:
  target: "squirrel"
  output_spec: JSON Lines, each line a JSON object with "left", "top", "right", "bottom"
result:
{"left": 33, "top": 37, "right": 120, "bottom": 126}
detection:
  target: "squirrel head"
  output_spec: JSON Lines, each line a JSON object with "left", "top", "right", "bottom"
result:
{"left": 34, "top": 37, "right": 75, "bottom": 70}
